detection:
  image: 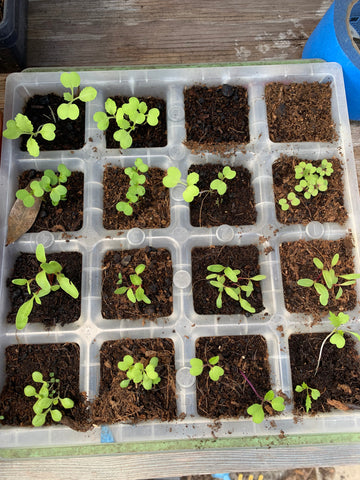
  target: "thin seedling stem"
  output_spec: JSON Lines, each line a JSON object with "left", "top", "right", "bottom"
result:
{"left": 239, "top": 369, "right": 263, "bottom": 402}
{"left": 314, "top": 331, "right": 334, "bottom": 376}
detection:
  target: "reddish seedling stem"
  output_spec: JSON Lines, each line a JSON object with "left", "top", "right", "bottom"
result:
{"left": 239, "top": 369, "right": 263, "bottom": 402}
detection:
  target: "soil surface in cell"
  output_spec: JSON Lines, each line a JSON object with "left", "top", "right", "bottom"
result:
{"left": 265, "top": 82, "right": 336, "bottom": 143}
{"left": 0, "top": 343, "right": 91, "bottom": 431}
{"left": 102, "top": 247, "right": 173, "bottom": 320}
{"left": 195, "top": 336, "right": 273, "bottom": 418}
{"left": 20, "top": 93, "right": 85, "bottom": 151}
{"left": 188, "top": 164, "right": 256, "bottom": 227}
{"left": 103, "top": 166, "right": 170, "bottom": 230}
{"left": 280, "top": 237, "right": 357, "bottom": 318}
{"left": 273, "top": 156, "right": 347, "bottom": 225}
{"left": 184, "top": 85, "right": 250, "bottom": 152}
{"left": 7, "top": 252, "right": 82, "bottom": 327}
{"left": 106, "top": 96, "right": 167, "bottom": 148}
{"left": 289, "top": 333, "right": 360, "bottom": 414}
{"left": 191, "top": 245, "right": 264, "bottom": 315}
{"left": 18, "top": 170, "right": 84, "bottom": 232}
{"left": 92, "top": 338, "right": 177, "bottom": 423}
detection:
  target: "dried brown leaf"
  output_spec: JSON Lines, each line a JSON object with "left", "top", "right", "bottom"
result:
{"left": 326, "top": 398, "right": 349, "bottom": 411}
{"left": 6, "top": 195, "right": 42, "bottom": 245}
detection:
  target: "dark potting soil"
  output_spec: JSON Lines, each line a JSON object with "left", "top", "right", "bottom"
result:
{"left": 102, "top": 247, "right": 173, "bottom": 320}
{"left": 184, "top": 85, "right": 250, "bottom": 151}
{"left": 7, "top": 252, "right": 82, "bottom": 327}
{"left": 105, "top": 96, "right": 167, "bottom": 149}
{"left": 289, "top": 333, "right": 360, "bottom": 414}
{"left": 92, "top": 338, "right": 177, "bottom": 423}
{"left": 18, "top": 170, "right": 84, "bottom": 232}
{"left": 272, "top": 156, "right": 347, "bottom": 225}
{"left": 188, "top": 164, "right": 256, "bottom": 227}
{"left": 280, "top": 237, "right": 357, "bottom": 317}
{"left": 103, "top": 166, "right": 170, "bottom": 230}
{"left": 195, "top": 336, "right": 272, "bottom": 418}
{"left": 0, "top": 0, "right": 3, "bottom": 22}
{"left": 0, "top": 343, "right": 91, "bottom": 431}
{"left": 20, "top": 93, "right": 85, "bottom": 151}
{"left": 191, "top": 245, "right": 264, "bottom": 316}
{"left": 265, "top": 82, "right": 336, "bottom": 143}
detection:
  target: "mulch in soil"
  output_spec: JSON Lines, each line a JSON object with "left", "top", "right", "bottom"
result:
{"left": 102, "top": 247, "right": 173, "bottom": 320}
{"left": 184, "top": 85, "right": 250, "bottom": 152}
{"left": 7, "top": 251, "right": 82, "bottom": 327}
{"left": 92, "top": 338, "right": 177, "bottom": 423}
{"left": 20, "top": 93, "right": 85, "bottom": 151}
{"left": 195, "top": 336, "right": 272, "bottom": 418}
{"left": 265, "top": 82, "right": 336, "bottom": 143}
{"left": 188, "top": 164, "right": 256, "bottom": 227}
{"left": 289, "top": 333, "right": 360, "bottom": 414}
{"left": 191, "top": 245, "right": 265, "bottom": 316}
{"left": 0, "top": 343, "right": 91, "bottom": 431}
{"left": 18, "top": 170, "right": 84, "bottom": 232}
{"left": 102, "top": 166, "right": 170, "bottom": 230}
{"left": 105, "top": 96, "right": 167, "bottom": 149}
{"left": 272, "top": 156, "right": 347, "bottom": 225}
{"left": 280, "top": 237, "right": 357, "bottom": 317}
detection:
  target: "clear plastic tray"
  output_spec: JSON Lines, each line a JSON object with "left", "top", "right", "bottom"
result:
{"left": 1, "top": 62, "right": 360, "bottom": 449}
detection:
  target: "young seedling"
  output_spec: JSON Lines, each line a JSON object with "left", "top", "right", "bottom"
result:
{"left": 114, "top": 263, "right": 151, "bottom": 304}
{"left": 162, "top": 167, "right": 200, "bottom": 202}
{"left": 206, "top": 264, "right": 266, "bottom": 313}
{"left": 278, "top": 192, "right": 300, "bottom": 211}
{"left": 116, "top": 158, "right": 148, "bottom": 215}
{"left": 297, "top": 254, "right": 360, "bottom": 306}
{"left": 16, "top": 164, "right": 71, "bottom": 208}
{"left": 24, "top": 371, "right": 74, "bottom": 427}
{"left": 209, "top": 166, "right": 236, "bottom": 196}
{"left": 3, "top": 113, "right": 56, "bottom": 157}
{"left": 295, "top": 382, "right": 321, "bottom": 413}
{"left": 189, "top": 356, "right": 225, "bottom": 381}
{"left": 12, "top": 243, "right": 79, "bottom": 330}
{"left": 57, "top": 72, "right": 97, "bottom": 120}
{"left": 93, "top": 97, "right": 160, "bottom": 149}
{"left": 118, "top": 355, "right": 161, "bottom": 390}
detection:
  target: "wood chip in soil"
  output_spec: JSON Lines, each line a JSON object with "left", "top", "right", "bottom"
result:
{"left": 188, "top": 164, "right": 256, "bottom": 227}
{"left": 92, "top": 338, "right": 177, "bottom": 423}
{"left": 102, "top": 247, "right": 173, "bottom": 320}
{"left": 289, "top": 333, "right": 360, "bottom": 414}
{"left": 103, "top": 166, "right": 170, "bottom": 230}
{"left": 265, "top": 82, "right": 336, "bottom": 143}
{"left": 192, "top": 245, "right": 265, "bottom": 316}
{"left": 7, "top": 252, "right": 82, "bottom": 327}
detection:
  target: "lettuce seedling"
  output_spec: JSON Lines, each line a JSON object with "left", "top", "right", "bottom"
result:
{"left": 57, "top": 72, "right": 97, "bottom": 120}
{"left": 297, "top": 254, "right": 360, "bottom": 306}
{"left": 3, "top": 113, "right": 55, "bottom": 157}
{"left": 114, "top": 263, "right": 151, "bottom": 304}
{"left": 116, "top": 158, "right": 148, "bottom": 215}
{"left": 16, "top": 164, "right": 71, "bottom": 208}
{"left": 295, "top": 382, "right": 321, "bottom": 413}
{"left": 189, "top": 356, "right": 224, "bottom": 381}
{"left": 118, "top": 355, "right": 161, "bottom": 390}
{"left": 93, "top": 97, "right": 160, "bottom": 149}
{"left": 12, "top": 243, "right": 79, "bottom": 330}
{"left": 24, "top": 371, "right": 74, "bottom": 427}
{"left": 206, "top": 264, "right": 266, "bottom": 313}
{"left": 162, "top": 167, "right": 200, "bottom": 202}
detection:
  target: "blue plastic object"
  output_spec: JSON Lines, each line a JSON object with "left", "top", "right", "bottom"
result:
{"left": 212, "top": 474, "right": 232, "bottom": 480}
{"left": 100, "top": 425, "right": 115, "bottom": 443}
{"left": 302, "top": 0, "right": 360, "bottom": 120}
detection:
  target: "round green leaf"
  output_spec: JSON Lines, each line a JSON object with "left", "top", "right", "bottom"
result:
{"left": 163, "top": 167, "right": 181, "bottom": 188}
{"left": 32, "top": 371, "right": 44, "bottom": 383}
{"left": 209, "top": 366, "right": 224, "bottom": 381}
{"left": 79, "top": 86, "right": 97, "bottom": 102}
{"left": 271, "top": 396, "right": 285, "bottom": 412}
{"left": 113, "top": 129, "right": 132, "bottom": 149}
{"left": 183, "top": 184, "right": 199, "bottom": 202}
{"left": 27, "top": 137, "right": 40, "bottom": 157}
{"left": 60, "top": 72, "right": 81, "bottom": 88}
{"left": 120, "top": 379, "right": 131, "bottom": 388}
{"left": 187, "top": 172, "right": 199, "bottom": 186}
{"left": 264, "top": 390, "right": 274, "bottom": 402}
{"left": 3, "top": 119, "right": 22, "bottom": 139}
{"left": 32, "top": 413, "right": 46, "bottom": 427}
{"left": 147, "top": 108, "right": 160, "bottom": 126}
{"left": 15, "top": 113, "right": 33, "bottom": 134}
{"left": 189, "top": 358, "right": 203, "bottom": 376}
{"left": 210, "top": 179, "right": 226, "bottom": 195}
{"left": 208, "top": 356, "right": 219, "bottom": 366}
{"left": 93, "top": 111, "right": 110, "bottom": 130}
{"left": 24, "top": 385, "right": 37, "bottom": 397}
{"left": 330, "top": 332, "right": 346, "bottom": 348}
{"left": 149, "top": 357, "right": 159, "bottom": 368}
{"left": 60, "top": 397, "right": 74, "bottom": 409}
{"left": 105, "top": 98, "right": 117, "bottom": 115}
{"left": 223, "top": 166, "right": 236, "bottom": 179}
{"left": 50, "top": 409, "right": 62, "bottom": 422}
{"left": 40, "top": 123, "right": 56, "bottom": 141}
{"left": 247, "top": 403, "right": 264, "bottom": 424}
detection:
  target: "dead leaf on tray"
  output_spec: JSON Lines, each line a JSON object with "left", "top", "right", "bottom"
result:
{"left": 327, "top": 398, "right": 349, "bottom": 411}
{"left": 6, "top": 193, "right": 42, "bottom": 245}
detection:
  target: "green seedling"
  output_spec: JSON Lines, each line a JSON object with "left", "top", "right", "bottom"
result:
{"left": 12, "top": 243, "right": 79, "bottom": 330}
{"left": 0, "top": 415, "right": 3, "bottom": 420}
{"left": 114, "top": 263, "right": 151, "bottom": 304}
{"left": 118, "top": 355, "right": 161, "bottom": 390}
{"left": 93, "top": 97, "right": 159, "bottom": 149}
{"left": 116, "top": 158, "right": 148, "bottom": 215}
{"left": 57, "top": 72, "right": 97, "bottom": 120}
{"left": 295, "top": 382, "right": 321, "bottom": 413}
{"left": 162, "top": 167, "right": 200, "bottom": 202}
{"left": 279, "top": 192, "right": 300, "bottom": 211}
{"left": 209, "top": 166, "right": 236, "bottom": 196}
{"left": 24, "top": 371, "right": 74, "bottom": 427}
{"left": 297, "top": 254, "right": 360, "bottom": 306}
{"left": 3, "top": 113, "right": 55, "bottom": 157}
{"left": 206, "top": 264, "right": 266, "bottom": 313}
{"left": 189, "top": 356, "right": 224, "bottom": 381}
{"left": 16, "top": 164, "right": 71, "bottom": 208}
